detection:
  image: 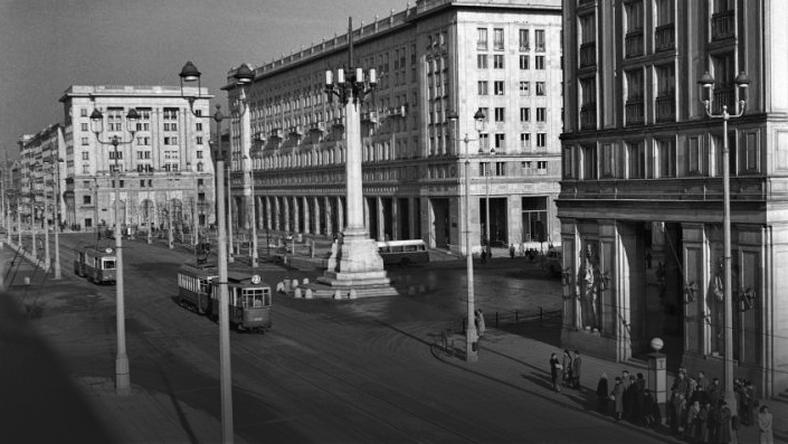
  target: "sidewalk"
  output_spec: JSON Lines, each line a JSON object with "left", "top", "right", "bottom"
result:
{"left": 437, "top": 322, "right": 788, "bottom": 444}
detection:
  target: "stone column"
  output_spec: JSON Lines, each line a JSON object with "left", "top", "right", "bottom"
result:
{"left": 273, "top": 196, "right": 280, "bottom": 231}
{"left": 293, "top": 196, "right": 300, "bottom": 234}
{"left": 314, "top": 196, "right": 322, "bottom": 235}
{"left": 264, "top": 196, "right": 272, "bottom": 231}
{"left": 408, "top": 197, "right": 416, "bottom": 241}
{"left": 283, "top": 196, "right": 290, "bottom": 233}
{"left": 324, "top": 196, "right": 333, "bottom": 236}
{"left": 363, "top": 197, "right": 371, "bottom": 234}
{"left": 337, "top": 196, "right": 344, "bottom": 234}
{"left": 391, "top": 198, "right": 399, "bottom": 240}
{"left": 376, "top": 196, "right": 385, "bottom": 241}
{"left": 303, "top": 196, "right": 311, "bottom": 234}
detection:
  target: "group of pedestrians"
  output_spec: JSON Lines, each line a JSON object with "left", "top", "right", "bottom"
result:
{"left": 548, "top": 349, "right": 582, "bottom": 393}
{"left": 592, "top": 367, "right": 775, "bottom": 444}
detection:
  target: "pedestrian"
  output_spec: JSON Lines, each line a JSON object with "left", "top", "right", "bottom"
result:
{"left": 509, "top": 244, "right": 515, "bottom": 258}
{"left": 611, "top": 376, "right": 625, "bottom": 420}
{"left": 643, "top": 389, "right": 661, "bottom": 428}
{"left": 634, "top": 373, "right": 646, "bottom": 424}
{"left": 474, "top": 308, "right": 486, "bottom": 338}
{"left": 562, "top": 349, "right": 573, "bottom": 387}
{"left": 671, "top": 392, "right": 687, "bottom": 435}
{"left": 718, "top": 400, "right": 732, "bottom": 444}
{"left": 757, "top": 405, "right": 774, "bottom": 444}
{"left": 687, "top": 400, "right": 701, "bottom": 441}
{"left": 549, "top": 352, "right": 563, "bottom": 392}
{"left": 697, "top": 402, "right": 710, "bottom": 444}
{"left": 571, "top": 350, "right": 582, "bottom": 389}
{"left": 596, "top": 372, "right": 609, "bottom": 414}
{"left": 481, "top": 248, "right": 487, "bottom": 264}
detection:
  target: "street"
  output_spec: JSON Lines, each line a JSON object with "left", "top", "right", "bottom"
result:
{"left": 4, "top": 232, "right": 673, "bottom": 443}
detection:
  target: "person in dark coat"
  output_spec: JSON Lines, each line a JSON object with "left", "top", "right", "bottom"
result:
{"left": 611, "top": 377, "right": 625, "bottom": 420}
{"left": 634, "top": 373, "right": 646, "bottom": 425}
{"left": 562, "top": 349, "right": 573, "bottom": 388}
{"left": 718, "top": 400, "right": 732, "bottom": 444}
{"left": 596, "top": 372, "right": 609, "bottom": 414}
{"left": 549, "top": 352, "right": 562, "bottom": 392}
{"left": 697, "top": 402, "right": 710, "bottom": 444}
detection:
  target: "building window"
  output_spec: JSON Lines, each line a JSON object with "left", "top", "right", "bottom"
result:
{"left": 627, "top": 140, "right": 646, "bottom": 179}
{"left": 535, "top": 56, "right": 545, "bottom": 70}
{"left": 477, "top": 28, "right": 488, "bottom": 50}
{"left": 81, "top": 122, "right": 88, "bottom": 131}
{"left": 109, "top": 151, "right": 123, "bottom": 160}
{"left": 81, "top": 152, "right": 89, "bottom": 160}
{"left": 535, "top": 82, "right": 546, "bottom": 96}
{"left": 534, "top": 29, "right": 546, "bottom": 52}
{"left": 477, "top": 54, "right": 488, "bottom": 69}
{"left": 494, "top": 107, "right": 505, "bottom": 122}
{"left": 656, "top": 64, "right": 676, "bottom": 122}
{"left": 495, "top": 133, "right": 505, "bottom": 150}
{"left": 196, "top": 136, "right": 203, "bottom": 145}
{"left": 83, "top": 195, "right": 91, "bottom": 205}
{"left": 519, "top": 55, "right": 530, "bottom": 70}
{"left": 580, "top": 77, "right": 596, "bottom": 129}
{"left": 519, "top": 29, "right": 529, "bottom": 51}
{"left": 478, "top": 81, "right": 489, "bottom": 95}
{"left": 520, "top": 133, "right": 531, "bottom": 149}
{"left": 494, "top": 81, "right": 505, "bottom": 95}
{"left": 196, "top": 150, "right": 203, "bottom": 159}
{"left": 536, "top": 133, "right": 546, "bottom": 148}
{"left": 579, "top": 14, "right": 596, "bottom": 67}
{"left": 493, "top": 28, "right": 504, "bottom": 50}
{"left": 536, "top": 107, "right": 546, "bottom": 122}
{"left": 163, "top": 108, "right": 178, "bottom": 120}
{"left": 625, "top": 69, "right": 644, "bottom": 125}
{"left": 710, "top": 52, "right": 735, "bottom": 114}
{"left": 582, "top": 144, "right": 597, "bottom": 180}
{"left": 493, "top": 54, "right": 505, "bottom": 69}
{"left": 657, "top": 138, "right": 676, "bottom": 178}
{"left": 82, "top": 165, "right": 90, "bottom": 174}
{"left": 140, "top": 179, "right": 145, "bottom": 187}
{"left": 479, "top": 133, "right": 490, "bottom": 151}
{"left": 519, "top": 81, "right": 530, "bottom": 96}
{"left": 520, "top": 107, "right": 531, "bottom": 122}
{"left": 196, "top": 122, "right": 203, "bottom": 131}
{"left": 197, "top": 162, "right": 204, "bottom": 172}
{"left": 495, "top": 161, "right": 506, "bottom": 176}
{"left": 80, "top": 108, "right": 88, "bottom": 117}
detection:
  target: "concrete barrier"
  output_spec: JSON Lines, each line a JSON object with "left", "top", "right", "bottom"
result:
{"left": 304, "top": 288, "right": 313, "bottom": 299}
{"left": 276, "top": 281, "right": 286, "bottom": 293}
{"left": 302, "top": 278, "right": 310, "bottom": 285}
{"left": 333, "top": 290, "right": 342, "bottom": 300}
{"left": 291, "top": 279, "right": 299, "bottom": 289}
{"left": 294, "top": 288, "right": 302, "bottom": 298}
{"left": 349, "top": 289, "right": 357, "bottom": 300}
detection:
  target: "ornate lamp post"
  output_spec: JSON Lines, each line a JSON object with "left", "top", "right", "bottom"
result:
{"left": 44, "top": 154, "right": 64, "bottom": 279}
{"left": 90, "top": 106, "right": 139, "bottom": 395}
{"left": 180, "top": 60, "right": 252, "bottom": 444}
{"left": 476, "top": 112, "right": 493, "bottom": 250}
{"left": 698, "top": 69, "right": 749, "bottom": 414}
{"left": 447, "top": 108, "right": 486, "bottom": 362}
{"left": 243, "top": 154, "right": 258, "bottom": 267}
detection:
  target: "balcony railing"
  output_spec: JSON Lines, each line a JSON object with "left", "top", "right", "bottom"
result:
{"left": 711, "top": 10, "right": 735, "bottom": 41}
{"left": 625, "top": 99, "right": 645, "bottom": 125}
{"left": 655, "top": 23, "right": 675, "bottom": 52}
{"left": 625, "top": 29, "right": 644, "bottom": 58}
{"left": 559, "top": 176, "right": 767, "bottom": 203}
{"left": 580, "top": 103, "right": 596, "bottom": 130}
{"left": 655, "top": 94, "right": 676, "bottom": 122}
{"left": 579, "top": 42, "right": 596, "bottom": 68}
{"left": 712, "top": 88, "right": 735, "bottom": 115}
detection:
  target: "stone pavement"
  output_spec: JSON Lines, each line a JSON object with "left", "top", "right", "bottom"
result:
{"left": 438, "top": 324, "right": 788, "bottom": 444}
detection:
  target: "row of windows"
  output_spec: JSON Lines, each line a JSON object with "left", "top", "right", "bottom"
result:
{"left": 480, "top": 106, "right": 549, "bottom": 123}
{"left": 477, "top": 54, "right": 548, "bottom": 70}
{"left": 478, "top": 80, "right": 549, "bottom": 96}
{"left": 478, "top": 160, "right": 549, "bottom": 177}
{"left": 477, "top": 28, "right": 547, "bottom": 52}
{"left": 77, "top": 121, "right": 204, "bottom": 134}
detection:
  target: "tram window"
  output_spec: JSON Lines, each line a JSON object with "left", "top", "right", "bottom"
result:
{"left": 103, "top": 259, "right": 116, "bottom": 269}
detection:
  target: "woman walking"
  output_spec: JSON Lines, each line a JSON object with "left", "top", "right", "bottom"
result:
{"left": 549, "top": 352, "right": 563, "bottom": 392}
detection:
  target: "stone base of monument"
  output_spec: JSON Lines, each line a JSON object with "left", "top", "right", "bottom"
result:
{"left": 315, "top": 234, "right": 398, "bottom": 298}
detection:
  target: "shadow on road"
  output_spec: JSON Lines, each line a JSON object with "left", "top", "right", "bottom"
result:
{"left": 0, "top": 291, "right": 115, "bottom": 444}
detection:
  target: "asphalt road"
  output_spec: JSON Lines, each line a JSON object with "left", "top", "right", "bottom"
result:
{"left": 15, "top": 232, "right": 671, "bottom": 443}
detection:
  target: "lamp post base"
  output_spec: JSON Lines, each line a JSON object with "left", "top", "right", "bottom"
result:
{"left": 317, "top": 232, "right": 395, "bottom": 294}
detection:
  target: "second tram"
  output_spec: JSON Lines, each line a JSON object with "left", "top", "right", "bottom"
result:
{"left": 74, "top": 246, "right": 117, "bottom": 284}
{"left": 176, "top": 262, "right": 219, "bottom": 315}
{"left": 211, "top": 272, "right": 272, "bottom": 332}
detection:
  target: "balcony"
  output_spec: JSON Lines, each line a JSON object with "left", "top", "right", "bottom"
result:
{"left": 625, "top": 99, "right": 645, "bottom": 125}
{"left": 711, "top": 10, "right": 735, "bottom": 41}
{"left": 579, "top": 42, "right": 596, "bottom": 68}
{"left": 655, "top": 95, "right": 676, "bottom": 122}
{"left": 624, "top": 29, "right": 644, "bottom": 58}
{"left": 655, "top": 23, "right": 675, "bottom": 52}
{"left": 309, "top": 121, "right": 326, "bottom": 133}
{"left": 712, "top": 88, "right": 735, "bottom": 115}
{"left": 270, "top": 128, "right": 283, "bottom": 139}
{"left": 580, "top": 103, "right": 596, "bottom": 130}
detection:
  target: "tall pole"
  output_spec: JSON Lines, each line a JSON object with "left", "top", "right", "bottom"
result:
{"left": 44, "top": 199, "right": 51, "bottom": 271}
{"left": 167, "top": 176, "right": 174, "bottom": 249}
{"left": 485, "top": 166, "right": 491, "bottom": 248}
{"left": 246, "top": 156, "right": 258, "bottom": 268}
{"left": 113, "top": 139, "right": 130, "bottom": 395}
{"left": 53, "top": 157, "right": 61, "bottom": 279}
{"left": 463, "top": 134, "right": 478, "bottom": 362}
{"left": 721, "top": 108, "right": 734, "bottom": 410}
{"left": 227, "top": 164, "right": 234, "bottom": 263}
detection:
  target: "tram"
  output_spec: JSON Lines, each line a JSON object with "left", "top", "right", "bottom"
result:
{"left": 211, "top": 272, "right": 272, "bottom": 333}
{"left": 176, "top": 262, "right": 219, "bottom": 315}
{"left": 73, "top": 246, "right": 117, "bottom": 284}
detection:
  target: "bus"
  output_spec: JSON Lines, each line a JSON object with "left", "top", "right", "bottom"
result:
{"left": 211, "top": 272, "right": 272, "bottom": 333}
{"left": 376, "top": 239, "right": 430, "bottom": 266}
{"left": 176, "top": 262, "right": 219, "bottom": 315}
{"left": 74, "top": 246, "right": 117, "bottom": 284}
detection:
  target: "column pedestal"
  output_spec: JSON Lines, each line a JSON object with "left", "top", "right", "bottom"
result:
{"left": 318, "top": 229, "right": 393, "bottom": 290}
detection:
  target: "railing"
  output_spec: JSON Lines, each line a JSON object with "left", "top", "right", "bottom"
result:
{"left": 579, "top": 42, "right": 596, "bottom": 68}
{"left": 655, "top": 23, "right": 675, "bottom": 52}
{"left": 625, "top": 100, "right": 644, "bottom": 125}
{"left": 560, "top": 176, "right": 768, "bottom": 202}
{"left": 580, "top": 104, "right": 596, "bottom": 130}
{"left": 655, "top": 95, "right": 676, "bottom": 122}
{"left": 711, "top": 10, "right": 735, "bottom": 41}
{"left": 624, "top": 29, "right": 644, "bottom": 58}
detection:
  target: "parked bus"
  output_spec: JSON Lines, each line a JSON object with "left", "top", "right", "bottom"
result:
{"left": 74, "top": 246, "right": 117, "bottom": 284}
{"left": 376, "top": 239, "right": 430, "bottom": 266}
{"left": 211, "top": 272, "right": 272, "bottom": 333}
{"left": 176, "top": 262, "right": 219, "bottom": 315}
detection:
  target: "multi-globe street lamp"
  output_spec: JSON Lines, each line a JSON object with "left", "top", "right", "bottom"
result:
{"left": 243, "top": 154, "right": 258, "bottom": 268}
{"left": 179, "top": 60, "right": 252, "bottom": 444}
{"left": 44, "top": 154, "right": 64, "bottom": 279}
{"left": 698, "top": 69, "right": 750, "bottom": 414}
{"left": 90, "top": 106, "right": 140, "bottom": 396}
{"left": 447, "top": 108, "right": 486, "bottom": 362}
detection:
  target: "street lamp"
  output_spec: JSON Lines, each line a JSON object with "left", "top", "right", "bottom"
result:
{"left": 90, "top": 105, "right": 140, "bottom": 396}
{"left": 180, "top": 60, "right": 249, "bottom": 444}
{"left": 43, "top": 154, "right": 64, "bottom": 279}
{"left": 243, "top": 154, "right": 258, "bottom": 268}
{"left": 447, "top": 109, "right": 486, "bottom": 362}
{"left": 698, "top": 69, "right": 750, "bottom": 414}
{"left": 476, "top": 111, "right": 493, "bottom": 252}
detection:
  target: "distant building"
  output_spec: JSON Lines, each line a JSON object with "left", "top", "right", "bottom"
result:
{"left": 58, "top": 85, "right": 214, "bottom": 233}
{"left": 225, "top": 0, "right": 563, "bottom": 253}
{"left": 16, "top": 126, "right": 65, "bottom": 228}
{"left": 560, "top": 0, "right": 788, "bottom": 397}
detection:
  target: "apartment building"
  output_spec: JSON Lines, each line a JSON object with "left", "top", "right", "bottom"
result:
{"left": 225, "top": 0, "right": 563, "bottom": 253}
{"left": 59, "top": 85, "right": 213, "bottom": 232}
{"left": 16, "top": 125, "right": 65, "bottom": 228}
{"left": 560, "top": 0, "right": 788, "bottom": 397}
